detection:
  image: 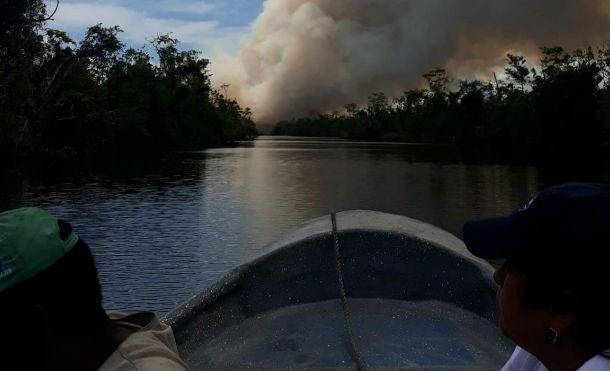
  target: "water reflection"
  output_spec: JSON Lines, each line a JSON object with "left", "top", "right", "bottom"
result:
{"left": 2, "top": 137, "right": 544, "bottom": 313}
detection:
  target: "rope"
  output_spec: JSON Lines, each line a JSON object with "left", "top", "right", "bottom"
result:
{"left": 331, "top": 212, "right": 366, "bottom": 371}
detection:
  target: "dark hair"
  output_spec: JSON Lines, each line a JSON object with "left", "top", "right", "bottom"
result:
{"left": 0, "top": 223, "right": 105, "bottom": 332}
{"left": 511, "top": 254, "right": 610, "bottom": 357}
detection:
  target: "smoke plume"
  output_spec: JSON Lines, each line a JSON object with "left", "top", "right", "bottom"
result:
{"left": 212, "top": 0, "right": 610, "bottom": 124}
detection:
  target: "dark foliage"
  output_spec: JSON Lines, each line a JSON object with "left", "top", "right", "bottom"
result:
{"left": 0, "top": 1, "right": 256, "bottom": 159}
{"left": 274, "top": 45, "right": 610, "bottom": 167}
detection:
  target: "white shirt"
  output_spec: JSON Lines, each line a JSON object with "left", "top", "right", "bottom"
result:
{"left": 502, "top": 346, "right": 610, "bottom": 371}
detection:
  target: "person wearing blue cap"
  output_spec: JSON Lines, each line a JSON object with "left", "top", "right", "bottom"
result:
{"left": 0, "top": 208, "right": 190, "bottom": 370}
{"left": 463, "top": 183, "right": 610, "bottom": 371}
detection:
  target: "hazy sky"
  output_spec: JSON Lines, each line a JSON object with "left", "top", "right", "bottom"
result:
{"left": 45, "top": 0, "right": 264, "bottom": 54}
{"left": 45, "top": 0, "right": 609, "bottom": 123}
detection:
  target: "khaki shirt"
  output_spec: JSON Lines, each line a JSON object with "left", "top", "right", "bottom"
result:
{"left": 98, "top": 311, "right": 190, "bottom": 371}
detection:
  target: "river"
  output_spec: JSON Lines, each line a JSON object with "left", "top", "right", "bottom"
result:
{"left": 0, "top": 136, "right": 545, "bottom": 314}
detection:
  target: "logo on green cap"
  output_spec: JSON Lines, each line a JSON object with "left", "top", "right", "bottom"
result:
{"left": 0, "top": 259, "right": 13, "bottom": 280}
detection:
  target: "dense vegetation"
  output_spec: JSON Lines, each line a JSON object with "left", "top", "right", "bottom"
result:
{"left": 274, "top": 46, "right": 610, "bottom": 167}
{"left": 1, "top": 1, "right": 256, "bottom": 159}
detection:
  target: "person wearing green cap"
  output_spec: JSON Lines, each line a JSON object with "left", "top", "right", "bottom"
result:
{"left": 0, "top": 207, "right": 190, "bottom": 371}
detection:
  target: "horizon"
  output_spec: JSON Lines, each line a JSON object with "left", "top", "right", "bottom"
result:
{"left": 43, "top": 0, "right": 610, "bottom": 126}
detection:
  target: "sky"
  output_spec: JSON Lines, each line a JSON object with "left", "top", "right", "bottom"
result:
{"left": 44, "top": 0, "right": 610, "bottom": 123}
{"left": 44, "top": 0, "right": 264, "bottom": 55}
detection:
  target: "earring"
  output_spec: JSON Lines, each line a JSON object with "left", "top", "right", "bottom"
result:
{"left": 546, "top": 327, "right": 560, "bottom": 344}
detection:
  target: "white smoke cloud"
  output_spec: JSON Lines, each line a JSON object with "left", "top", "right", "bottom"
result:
{"left": 211, "top": 0, "right": 610, "bottom": 124}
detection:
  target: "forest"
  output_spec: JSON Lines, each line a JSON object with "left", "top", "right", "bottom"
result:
{"left": 274, "top": 46, "right": 610, "bottom": 167}
{"left": 3, "top": 1, "right": 609, "bottom": 169}
{"left": 0, "top": 1, "right": 257, "bottom": 160}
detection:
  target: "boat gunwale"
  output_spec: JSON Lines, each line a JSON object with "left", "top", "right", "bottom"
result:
{"left": 162, "top": 210, "right": 495, "bottom": 331}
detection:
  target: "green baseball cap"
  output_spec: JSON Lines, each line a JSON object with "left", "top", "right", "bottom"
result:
{"left": 0, "top": 207, "right": 79, "bottom": 294}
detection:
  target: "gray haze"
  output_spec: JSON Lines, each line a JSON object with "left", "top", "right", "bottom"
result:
{"left": 212, "top": 0, "right": 610, "bottom": 124}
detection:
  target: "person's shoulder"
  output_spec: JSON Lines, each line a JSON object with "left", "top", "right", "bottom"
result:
{"left": 100, "top": 328, "right": 191, "bottom": 371}
{"left": 579, "top": 354, "right": 610, "bottom": 371}
{"left": 501, "top": 346, "right": 549, "bottom": 371}
{"left": 100, "top": 349, "right": 189, "bottom": 371}
{"left": 100, "top": 311, "right": 190, "bottom": 371}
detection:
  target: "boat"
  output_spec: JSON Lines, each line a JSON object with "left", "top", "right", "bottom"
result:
{"left": 163, "top": 210, "right": 513, "bottom": 370}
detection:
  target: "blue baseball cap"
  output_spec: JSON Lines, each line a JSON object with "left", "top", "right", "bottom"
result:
{"left": 463, "top": 183, "right": 610, "bottom": 260}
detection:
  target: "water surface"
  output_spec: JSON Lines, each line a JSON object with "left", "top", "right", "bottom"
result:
{"left": 1, "top": 136, "right": 544, "bottom": 313}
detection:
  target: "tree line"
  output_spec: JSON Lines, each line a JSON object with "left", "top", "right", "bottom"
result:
{"left": 274, "top": 45, "right": 610, "bottom": 168}
{"left": 1, "top": 1, "right": 257, "bottom": 160}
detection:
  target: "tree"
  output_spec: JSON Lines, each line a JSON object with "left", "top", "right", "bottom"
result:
{"left": 367, "top": 92, "right": 389, "bottom": 116}
{"left": 1, "top": 3, "right": 257, "bottom": 158}
{"left": 539, "top": 46, "right": 570, "bottom": 78}
{"left": 345, "top": 103, "right": 359, "bottom": 118}
{"left": 505, "top": 54, "right": 530, "bottom": 90}
{"left": 598, "top": 44, "right": 610, "bottom": 87}
{"left": 423, "top": 68, "right": 450, "bottom": 94}
{"left": 151, "top": 34, "right": 179, "bottom": 81}
{"left": 78, "top": 24, "right": 124, "bottom": 82}
{"left": 0, "top": 0, "right": 49, "bottom": 151}
{"left": 272, "top": 43, "right": 609, "bottom": 170}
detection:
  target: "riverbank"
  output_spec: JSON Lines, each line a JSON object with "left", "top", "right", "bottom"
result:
{"left": 0, "top": 136, "right": 257, "bottom": 178}
{"left": 3, "top": 135, "right": 608, "bottom": 187}
{"left": 2, "top": 8, "right": 257, "bottom": 160}
{"left": 273, "top": 45, "right": 610, "bottom": 172}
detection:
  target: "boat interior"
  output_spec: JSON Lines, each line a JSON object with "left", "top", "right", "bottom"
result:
{"left": 164, "top": 211, "right": 513, "bottom": 370}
